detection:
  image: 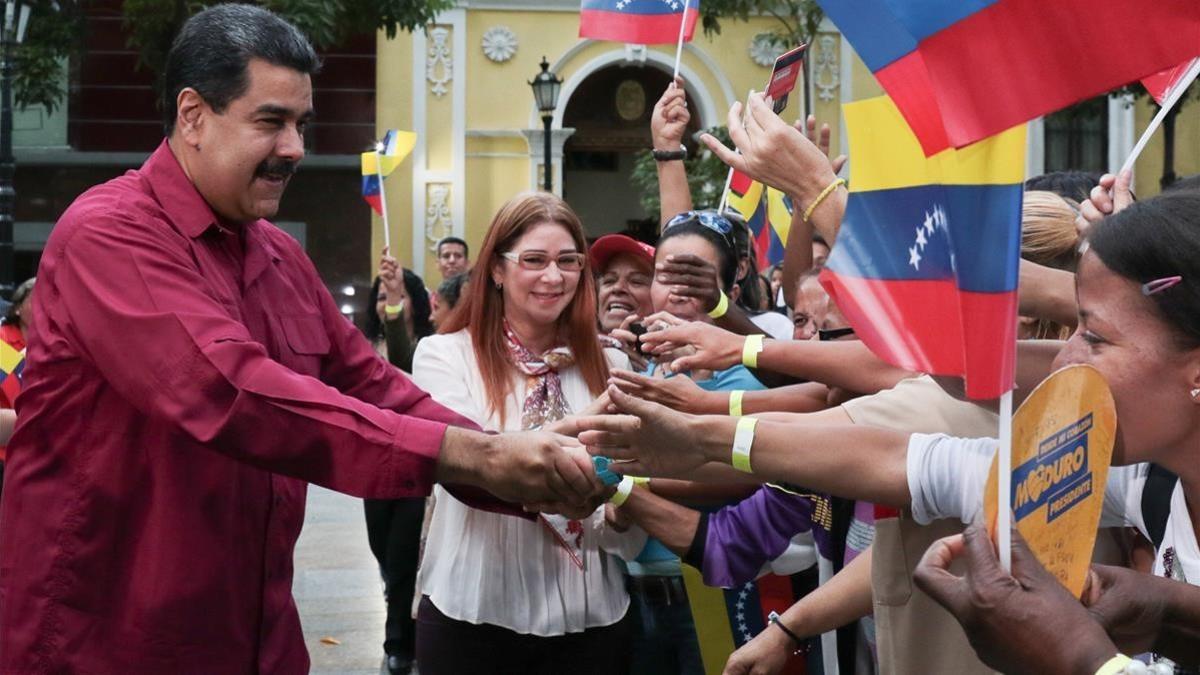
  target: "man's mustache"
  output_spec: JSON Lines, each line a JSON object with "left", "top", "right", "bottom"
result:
{"left": 255, "top": 159, "right": 298, "bottom": 178}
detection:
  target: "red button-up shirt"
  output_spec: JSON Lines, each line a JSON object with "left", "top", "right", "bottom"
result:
{"left": 0, "top": 141, "right": 476, "bottom": 673}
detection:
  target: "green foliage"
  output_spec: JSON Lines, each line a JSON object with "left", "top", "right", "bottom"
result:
{"left": 12, "top": 1, "right": 86, "bottom": 113}
{"left": 12, "top": 0, "right": 454, "bottom": 112}
{"left": 700, "top": 0, "right": 824, "bottom": 46}
{"left": 629, "top": 127, "right": 734, "bottom": 222}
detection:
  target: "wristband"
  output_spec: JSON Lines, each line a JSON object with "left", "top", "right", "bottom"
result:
{"left": 609, "top": 476, "right": 635, "bottom": 507}
{"left": 768, "top": 611, "right": 808, "bottom": 655}
{"left": 1095, "top": 655, "right": 1133, "bottom": 675}
{"left": 729, "top": 390, "right": 745, "bottom": 417}
{"left": 803, "top": 177, "right": 846, "bottom": 223}
{"left": 652, "top": 147, "right": 688, "bottom": 162}
{"left": 631, "top": 476, "right": 651, "bottom": 486}
{"left": 732, "top": 417, "right": 758, "bottom": 473}
{"left": 742, "top": 334, "right": 765, "bottom": 369}
{"left": 707, "top": 290, "right": 730, "bottom": 319}
{"left": 384, "top": 301, "right": 405, "bottom": 316}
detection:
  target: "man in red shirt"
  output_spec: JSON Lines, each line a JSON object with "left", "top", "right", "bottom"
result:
{"left": 0, "top": 5, "right": 606, "bottom": 673}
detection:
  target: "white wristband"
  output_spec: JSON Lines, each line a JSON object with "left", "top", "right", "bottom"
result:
{"left": 609, "top": 476, "right": 636, "bottom": 507}
{"left": 732, "top": 417, "right": 758, "bottom": 473}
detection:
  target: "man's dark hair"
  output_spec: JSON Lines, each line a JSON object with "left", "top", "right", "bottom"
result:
{"left": 1025, "top": 170, "right": 1104, "bottom": 203}
{"left": 162, "top": 4, "right": 320, "bottom": 135}
{"left": 437, "top": 236, "right": 469, "bottom": 258}
{"left": 436, "top": 272, "right": 469, "bottom": 310}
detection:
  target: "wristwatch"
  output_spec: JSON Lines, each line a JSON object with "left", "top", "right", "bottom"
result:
{"left": 652, "top": 146, "right": 688, "bottom": 162}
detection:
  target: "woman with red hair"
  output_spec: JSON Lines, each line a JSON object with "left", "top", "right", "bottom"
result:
{"left": 411, "top": 192, "right": 644, "bottom": 674}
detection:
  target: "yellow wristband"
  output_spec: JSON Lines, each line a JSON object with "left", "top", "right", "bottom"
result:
{"left": 1094, "top": 655, "right": 1132, "bottom": 675}
{"left": 803, "top": 178, "right": 846, "bottom": 223}
{"left": 631, "top": 476, "right": 651, "bottom": 486}
{"left": 707, "top": 290, "right": 730, "bottom": 319}
{"left": 729, "top": 390, "right": 745, "bottom": 417}
{"left": 609, "top": 476, "right": 636, "bottom": 507}
{"left": 732, "top": 417, "right": 758, "bottom": 473}
{"left": 384, "top": 302, "right": 405, "bottom": 316}
{"left": 742, "top": 334, "right": 765, "bottom": 369}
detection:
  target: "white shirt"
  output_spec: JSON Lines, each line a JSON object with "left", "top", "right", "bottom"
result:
{"left": 905, "top": 433, "right": 1200, "bottom": 584}
{"left": 412, "top": 330, "right": 646, "bottom": 636}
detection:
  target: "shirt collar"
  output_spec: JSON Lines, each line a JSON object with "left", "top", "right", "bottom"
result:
{"left": 142, "top": 139, "right": 231, "bottom": 239}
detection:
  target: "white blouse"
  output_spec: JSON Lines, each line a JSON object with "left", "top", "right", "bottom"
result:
{"left": 412, "top": 329, "right": 646, "bottom": 636}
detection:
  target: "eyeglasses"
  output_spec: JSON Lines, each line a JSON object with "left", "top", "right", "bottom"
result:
{"left": 665, "top": 210, "right": 736, "bottom": 247}
{"left": 501, "top": 250, "right": 586, "bottom": 272}
{"left": 818, "top": 327, "right": 856, "bottom": 341}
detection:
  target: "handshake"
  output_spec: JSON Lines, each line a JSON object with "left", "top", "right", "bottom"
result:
{"left": 434, "top": 386, "right": 712, "bottom": 518}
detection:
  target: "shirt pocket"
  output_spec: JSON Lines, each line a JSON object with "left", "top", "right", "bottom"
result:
{"left": 277, "top": 313, "right": 330, "bottom": 376}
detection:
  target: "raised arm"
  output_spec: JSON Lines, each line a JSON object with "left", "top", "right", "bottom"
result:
{"left": 653, "top": 78, "right": 693, "bottom": 229}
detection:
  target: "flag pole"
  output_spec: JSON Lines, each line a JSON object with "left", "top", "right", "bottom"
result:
{"left": 717, "top": 90, "right": 756, "bottom": 214}
{"left": 375, "top": 148, "right": 392, "bottom": 252}
{"left": 997, "top": 389, "right": 1014, "bottom": 572}
{"left": 1120, "top": 58, "right": 1200, "bottom": 175}
{"left": 670, "top": 2, "right": 690, "bottom": 82}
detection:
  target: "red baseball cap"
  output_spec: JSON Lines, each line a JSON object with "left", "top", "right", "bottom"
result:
{"left": 588, "top": 234, "right": 655, "bottom": 273}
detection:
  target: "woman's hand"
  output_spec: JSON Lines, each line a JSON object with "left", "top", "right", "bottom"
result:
{"left": 609, "top": 314, "right": 650, "bottom": 373}
{"left": 639, "top": 320, "right": 745, "bottom": 373}
{"left": 700, "top": 94, "right": 839, "bottom": 207}
{"left": 652, "top": 77, "right": 690, "bottom": 151}
{"left": 577, "top": 386, "right": 719, "bottom": 478}
{"left": 609, "top": 368, "right": 718, "bottom": 414}
{"left": 722, "top": 624, "right": 794, "bottom": 675}
{"left": 802, "top": 113, "right": 847, "bottom": 175}
{"left": 1078, "top": 170, "right": 1134, "bottom": 238}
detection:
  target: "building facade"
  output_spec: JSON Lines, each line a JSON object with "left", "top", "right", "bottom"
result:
{"left": 373, "top": 0, "right": 1199, "bottom": 287}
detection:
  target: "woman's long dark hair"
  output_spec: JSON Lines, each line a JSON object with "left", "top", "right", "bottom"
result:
{"left": 364, "top": 270, "right": 434, "bottom": 342}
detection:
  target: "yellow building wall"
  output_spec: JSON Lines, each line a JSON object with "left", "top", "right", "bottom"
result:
{"left": 1135, "top": 96, "right": 1200, "bottom": 198}
{"left": 373, "top": 31, "right": 414, "bottom": 270}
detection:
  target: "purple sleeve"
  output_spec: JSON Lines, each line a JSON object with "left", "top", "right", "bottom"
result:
{"left": 701, "top": 486, "right": 823, "bottom": 587}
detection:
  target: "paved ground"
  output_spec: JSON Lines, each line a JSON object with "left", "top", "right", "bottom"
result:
{"left": 293, "top": 484, "right": 388, "bottom": 675}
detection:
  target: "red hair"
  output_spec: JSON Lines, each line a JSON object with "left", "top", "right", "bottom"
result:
{"left": 440, "top": 192, "right": 609, "bottom": 426}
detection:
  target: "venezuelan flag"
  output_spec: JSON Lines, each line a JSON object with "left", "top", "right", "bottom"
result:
{"left": 820, "top": 95, "right": 1024, "bottom": 400}
{"left": 683, "top": 566, "right": 807, "bottom": 675}
{"left": 580, "top": 0, "right": 700, "bottom": 46}
{"left": 817, "top": 0, "right": 1199, "bottom": 154}
{"left": 361, "top": 130, "right": 416, "bottom": 216}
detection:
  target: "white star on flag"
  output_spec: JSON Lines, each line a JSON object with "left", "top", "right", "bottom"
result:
{"left": 915, "top": 226, "right": 927, "bottom": 249}
{"left": 909, "top": 245, "right": 922, "bottom": 270}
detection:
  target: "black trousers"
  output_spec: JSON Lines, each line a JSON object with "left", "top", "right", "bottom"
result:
{"left": 363, "top": 497, "right": 426, "bottom": 659}
{"left": 415, "top": 596, "right": 633, "bottom": 675}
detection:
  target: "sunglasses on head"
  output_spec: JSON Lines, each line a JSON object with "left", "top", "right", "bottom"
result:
{"left": 665, "top": 210, "right": 736, "bottom": 246}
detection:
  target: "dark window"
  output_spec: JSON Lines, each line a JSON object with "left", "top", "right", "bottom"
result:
{"left": 1044, "top": 96, "right": 1109, "bottom": 173}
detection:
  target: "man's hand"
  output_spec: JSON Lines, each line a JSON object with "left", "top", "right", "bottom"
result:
{"left": 436, "top": 428, "right": 609, "bottom": 516}
{"left": 1083, "top": 564, "right": 1169, "bottom": 656}
{"left": 914, "top": 524, "right": 1117, "bottom": 675}
{"left": 652, "top": 77, "right": 691, "bottom": 151}
{"left": 575, "top": 385, "right": 718, "bottom": 478}
{"left": 802, "top": 114, "right": 847, "bottom": 175}
{"left": 657, "top": 253, "right": 722, "bottom": 312}
{"left": 722, "top": 623, "right": 794, "bottom": 675}
{"left": 639, "top": 320, "right": 744, "bottom": 373}
{"left": 700, "top": 94, "right": 839, "bottom": 207}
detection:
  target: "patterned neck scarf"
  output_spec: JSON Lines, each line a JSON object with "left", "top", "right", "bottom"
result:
{"left": 503, "top": 320, "right": 575, "bottom": 431}
{"left": 503, "top": 320, "right": 590, "bottom": 569}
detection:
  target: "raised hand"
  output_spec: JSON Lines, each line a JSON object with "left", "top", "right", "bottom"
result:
{"left": 801, "top": 114, "right": 847, "bottom": 175}
{"left": 653, "top": 77, "right": 691, "bottom": 151}
{"left": 700, "top": 93, "right": 839, "bottom": 206}
{"left": 1078, "top": 170, "right": 1134, "bottom": 238}
{"left": 608, "top": 368, "right": 710, "bottom": 413}
{"left": 576, "top": 386, "right": 717, "bottom": 478}
{"left": 914, "top": 524, "right": 1117, "bottom": 675}
{"left": 657, "top": 253, "right": 722, "bottom": 313}
{"left": 638, "top": 320, "right": 744, "bottom": 373}
{"left": 379, "top": 246, "right": 407, "bottom": 307}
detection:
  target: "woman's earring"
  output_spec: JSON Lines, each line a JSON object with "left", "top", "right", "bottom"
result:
{"left": 495, "top": 281, "right": 503, "bottom": 290}
{"left": 1191, "top": 388, "right": 1200, "bottom": 400}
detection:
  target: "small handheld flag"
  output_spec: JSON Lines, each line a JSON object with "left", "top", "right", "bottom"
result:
{"left": 579, "top": 0, "right": 699, "bottom": 46}
{"left": 361, "top": 130, "right": 417, "bottom": 251}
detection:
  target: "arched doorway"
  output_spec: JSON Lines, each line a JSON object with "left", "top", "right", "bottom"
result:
{"left": 560, "top": 64, "right": 703, "bottom": 240}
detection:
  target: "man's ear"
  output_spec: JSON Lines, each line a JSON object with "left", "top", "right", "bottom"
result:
{"left": 175, "top": 88, "right": 208, "bottom": 148}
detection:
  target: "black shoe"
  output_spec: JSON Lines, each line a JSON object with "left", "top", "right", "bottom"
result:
{"left": 386, "top": 654, "right": 413, "bottom": 675}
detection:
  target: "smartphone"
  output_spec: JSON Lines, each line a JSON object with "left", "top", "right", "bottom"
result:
{"left": 629, "top": 322, "right": 649, "bottom": 356}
